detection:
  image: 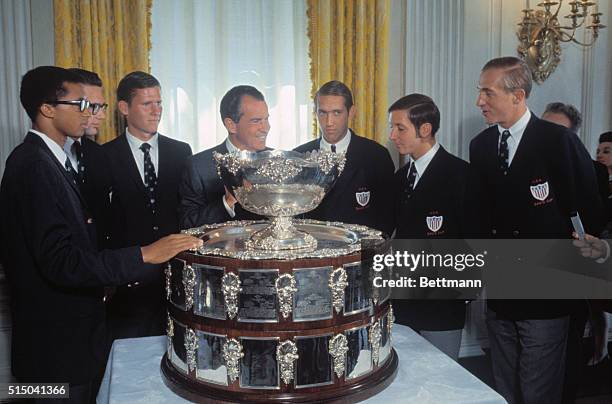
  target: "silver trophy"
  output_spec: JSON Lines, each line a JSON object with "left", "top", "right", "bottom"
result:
{"left": 214, "top": 149, "right": 345, "bottom": 251}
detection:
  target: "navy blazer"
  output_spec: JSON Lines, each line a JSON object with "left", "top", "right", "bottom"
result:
{"left": 0, "top": 132, "right": 144, "bottom": 383}
{"left": 469, "top": 115, "right": 604, "bottom": 319}
{"left": 294, "top": 131, "right": 395, "bottom": 235}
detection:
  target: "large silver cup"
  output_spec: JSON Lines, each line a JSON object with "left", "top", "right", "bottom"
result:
{"left": 214, "top": 149, "right": 345, "bottom": 251}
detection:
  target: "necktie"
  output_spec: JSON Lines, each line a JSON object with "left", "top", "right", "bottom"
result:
{"left": 72, "top": 141, "right": 85, "bottom": 184}
{"left": 140, "top": 143, "right": 158, "bottom": 213}
{"left": 64, "top": 156, "right": 79, "bottom": 185}
{"left": 331, "top": 144, "right": 336, "bottom": 153}
{"left": 499, "top": 130, "right": 511, "bottom": 174}
{"left": 402, "top": 162, "right": 418, "bottom": 202}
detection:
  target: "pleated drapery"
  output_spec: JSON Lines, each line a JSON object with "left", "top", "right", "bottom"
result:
{"left": 54, "top": 0, "right": 152, "bottom": 143}
{"left": 307, "top": 0, "right": 390, "bottom": 144}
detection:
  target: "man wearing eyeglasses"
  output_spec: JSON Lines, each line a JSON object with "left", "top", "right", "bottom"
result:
{"left": 103, "top": 71, "right": 193, "bottom": 340}
{"left": 0, "top": 66, "right": 201, "bottom": 403}
{"left": 65, "top": 68, "right": 112, "bottom": 248}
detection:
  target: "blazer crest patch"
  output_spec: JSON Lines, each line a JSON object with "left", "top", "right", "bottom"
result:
{"left": 355, "top": 191, "right": 371, "bottom": 207}
{"left": 530, "top": 181, "right": 549, "bottom": 201}
{"left": 426, "top": 215, "right": 444, "bottom": 233}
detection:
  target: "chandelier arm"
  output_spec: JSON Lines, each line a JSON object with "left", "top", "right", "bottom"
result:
{"left": 555, "top": 27, "right": 577, "bottom": 42}
{"left": 571, "top": 36, "right": 598, "bottom": 46}
{"left": 550, "top": 0, "right": 563, "bottom": 20}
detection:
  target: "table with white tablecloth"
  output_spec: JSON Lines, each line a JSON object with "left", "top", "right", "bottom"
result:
{"left": 96, "top": 324, "right": 505, "bottom": 403}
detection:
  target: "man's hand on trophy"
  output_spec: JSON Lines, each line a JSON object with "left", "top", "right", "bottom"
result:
{"left": 141, "top": 234, "right": 203, "bottom": 264}
{"left": 572, "top": 232, "right": 609, "bottom": 262}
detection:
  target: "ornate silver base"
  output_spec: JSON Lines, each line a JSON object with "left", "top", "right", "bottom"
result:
{"left": 245, "top": 216, "right": 317, "bottom": 251}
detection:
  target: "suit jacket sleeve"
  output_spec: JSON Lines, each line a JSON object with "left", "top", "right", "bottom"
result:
{"left": 178, "top": 157, "right": 229, "bottom": 229}
{"left": 375, "top": 149, "right": 396, "bottom": 236}
{"left": 19, "top": 161, "right": 145, "bottom": 288}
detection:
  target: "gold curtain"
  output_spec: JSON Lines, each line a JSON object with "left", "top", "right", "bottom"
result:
{"left": 307, "top": 0, "right": 390, "bottom": 145}
{"left": 54, "top": 0, "right": 152, "bottom": 144}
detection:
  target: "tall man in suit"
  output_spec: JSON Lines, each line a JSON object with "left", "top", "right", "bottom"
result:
{"left": 389, "top": 93, "right": 484, "bottom": 360}
{"left": 64, "top": 68, "right": 112, "bottom": 247}
{"left": 470, "top": 56, "right": 603, "bottom": 404}
{"left": 179, "top": 85, "right": 270, "bottom": 228}
{"left": 104, "top": 71, "right": 193, "bottom": 340}
{"left": 294, "top": 81, "right": 394, "bottom": 235}
{"left": 0, "top": 66, "right": 201, "bottom": 403}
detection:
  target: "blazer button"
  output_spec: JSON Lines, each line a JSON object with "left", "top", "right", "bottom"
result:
{"left": 512, "top": 230, "right": 520, "bottom": 236}
{"left": 86, "top": 218, "right": 93, "bottom": 224}
{"left": 491, "top": 229, "right": 497, "bottom": 235}
{"left": 127, "top": 283, "right": 132, "bottom": 288}
{"left": 153, "top": 226, "right": 159, "bottom": 231}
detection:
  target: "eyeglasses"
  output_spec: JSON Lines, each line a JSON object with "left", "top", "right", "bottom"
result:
{"left": 89, "top": 103, "right": 108, "bottom": 115}
{"left": 46, "top": 98, "right": 90, "bottom": 112}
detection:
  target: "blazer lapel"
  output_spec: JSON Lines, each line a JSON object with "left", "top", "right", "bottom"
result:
{"left": 507, "top": 115, "right": 538, "bottom": 175}
{"left": 413, "top": 145, "right": 446, "bottom": 193}
{"left": 117, "top": 135, "right": 147, "bottom": 194}
{"left": 24, "top": 132, "right": 90, "bottom": 211}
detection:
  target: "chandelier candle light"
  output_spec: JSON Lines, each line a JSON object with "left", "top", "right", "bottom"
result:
{"left": 517, "top": 0, "right": 605, "bottom": 82}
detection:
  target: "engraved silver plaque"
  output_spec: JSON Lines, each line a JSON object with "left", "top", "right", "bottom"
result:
{"left": 277, "top": 340, "right": 299, "bottom": 385}
{"left": 193, "top": 264, "right": 225, "bottom": 320}
{"left": 343, "top": 263, "right": 372, "bottom": 316}
{"left": 185, "top": 328, "right": 198, "bottom": 372}
{"left": 329, "top": 333, "right": 349, "bottom": 379}
{"left": 239, "top": 337, "right": 280, "bottom": 389}
{"left": 169, "top": 258, "right": 187, "bottom": 310}
{"left": 222, "top": 338, "right": 244, "bottom": 383}
{"left": 238, "top": 269, "right": 278, "bottom": 323}
{"left": 293, "top": 267, "right": 333, "bottom": 322}
{"left": 275, "top": 274, "right": 297, "bottom": 319}
{"left": 195, "top": 330, "right": 228, "bottom": 386}
{"left": 170, "top": 320, "right": 188, "bottom": 374}
{"left": 183, "top": 264, "right": 196, "bottom": 311}
{"left": 222, "top": 272, "right": 241, "bottom": 320}
{"left": 369, "top": 322, "right": 382, "bottom": 367}
{"left": 295, "top": 334, "right": 333, "bottom": 388}
{"left": 329, "top": 266, "right": 348, "bottom": 314}
{"left": 345, "top": 325, "right": 372, "bottom": 379}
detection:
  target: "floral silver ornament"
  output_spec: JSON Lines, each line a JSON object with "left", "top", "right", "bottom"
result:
{"left": 165, "top": 262, "right": 172, "bottom": 301}
{"left": 182, "top": 264, "right": 195, "bottom": 311}
{"left": 388, "top": 304, "right": 395, "bottom": 341}
{"left": 185, "top": 328, "right": 198, "bottom": 372}
{"left": 222, "top": 338, "right": 244, "bottom": 383}
{"left": 329, "top": 267, "right": 348, "bottom": 314}
{"left": 275, "top": 274, "right": 298, "bottom": 319}
{"left": 329, "top": 333, "right": 349, "bottom": 378}
{"left": 369, "top": 322, "right": 382, "bottom": 367}
{"left": 254, "top": 156, "right": 301, "bottom": 183}
{"left": 213, "top": 151, "right": 243, "bottom": 176}
{"left": 222, "top": 272, "right": 241, "bottom": 319}
{"left": 277, "top": 340, "right": 299, "bottom": 385}
{"left": 166, "top": 313, "right": 174, "bottom": 356}
{"left": 305, "top": 150, "right": 346, "bottom": 175}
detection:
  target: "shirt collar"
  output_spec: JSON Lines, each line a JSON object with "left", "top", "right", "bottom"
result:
{"left": 29, "top": 129, "right": 68, "bottom": 166}
{"left": 126, "top": 129, "right": 158, "bottom": 151}
{"left": 225, "top": 137, "right": 240, "bottom": 153}
{"left": 320, "top": 129, "right": 351, "bottom": 153}
{"left": 497, "top": 109, "right": 531, "bottom": 141}
{"left": 409, "top": 141, "right": 440, "bottom": 178}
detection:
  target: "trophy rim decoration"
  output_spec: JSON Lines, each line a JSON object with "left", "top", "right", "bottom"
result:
{"left": 213, "top": 149, "right": 346, "bottom": 252}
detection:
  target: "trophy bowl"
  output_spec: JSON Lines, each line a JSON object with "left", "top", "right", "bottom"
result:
{"left": 213, "top": 149, "right": 345, "bottom": 251}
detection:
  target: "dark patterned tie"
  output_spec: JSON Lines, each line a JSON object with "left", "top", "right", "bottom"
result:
{"left": 331, "top": 144, "right": 336, "bottom": 153}
{"left": 402, "top": 162, "right": 418, "bottom": 202}
{"left": 499, "top": 130, "right": 511, "bottom": 174}
{"left": 72, "top": 141, "right": 85, "bottom": 184}
{"left": 140, "top": 143, "right": 158, "bottom": 213}
{"left": 64, "top": 156, "right": 79, "bottom": 185}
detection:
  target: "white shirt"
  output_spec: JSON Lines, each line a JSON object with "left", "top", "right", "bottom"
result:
{"left": 125, "top": 129, "right": 159, "bottom": 184}
{"left": 63, "top": 136, "right": 82, "bottom": 169}
{"left": 320, "top": 129, "right": 351, "bottom": 153}
{"left": 30, "top": 129, "right": 69, "bottom": 168}
{"left": 497, "top": 109, "right": 531, "bottom": 166}
{"left": 407, "top": 141, "right": 440, "bottom": 188}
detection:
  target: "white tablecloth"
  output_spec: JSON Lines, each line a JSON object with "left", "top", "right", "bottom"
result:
{"left": 97, "top": 324, "right": 505, "bottom": 403}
